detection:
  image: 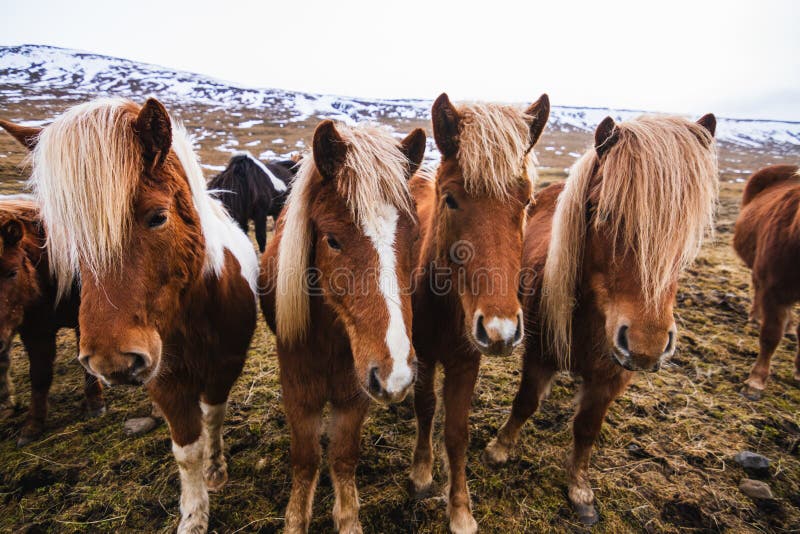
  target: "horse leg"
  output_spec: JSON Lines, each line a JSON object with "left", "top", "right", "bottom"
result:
{"left": 567, "top": 375, "right": 629, "bottom": 525}
{"left": 442, "top": 359, "right": 480, "bottom": 534}
{"left": 284, "top": 399, "right": 324, "bottom": 533}
{"left": 0, "top": 348, "right": 15, "bottom": 419}
{"left": 328, "top": 398, "right": 369, "bottom": 534}
{"left": 254, "top": 209, "right": 268, "bottom": 254}
{"left": 77, "top": 329, "right": 105, "bottom": 417}
{"left": 409, "top": 358, "right": 437, "bottom": 496}
{"left": 484, "top": 356, "right": 556, "bottom": 465}
{"left": 199, "top": 353, "right": 245, "bottom": 492}
{"left": 152, "top": 386, "right": 207, "bottom": 534}
{"left": 17, "top": 329, "right": 56, "bottom": 446}
{"left": 748, "top": 274, "right": 762, "bottom": 325}
{"left": 743, "top": 295, "right": 790, "bottom": 400}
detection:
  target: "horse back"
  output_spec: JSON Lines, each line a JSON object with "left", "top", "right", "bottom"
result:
{"left": 741, "top": 165, "right": 799, "bottom": 206}
{"left": 734, "top": 165, "right": 800, "bottom": 281}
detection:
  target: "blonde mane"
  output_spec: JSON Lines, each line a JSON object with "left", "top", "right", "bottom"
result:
{"left": 541, "top": 115, "right": 719, "bottom": 367}
{"left": 31, "top": 97, "right": 258, "bottom": 299}
{"left": 456, "top": 102, "right": 538, "bottom": 197}
{"left": 276, "top": 123, "right": 414, "bottom": 345}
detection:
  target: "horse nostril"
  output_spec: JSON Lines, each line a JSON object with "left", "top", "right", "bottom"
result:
{"left": 616, "top": 325, "right": 630, "bottom": 356}
{"left": 368, "top": 366, "right": 382, "bottom": 395}
{"left": 513, "top": 314, "right": 523, "bottom": 344}
{"left": 475, "top": 315, "right": 489, "bottom": 346}
{"left": 128, "top": 353, "right": 149, "bottom": 375}
{"left": 664, "top": 331, "right": 675, "bottom": 355}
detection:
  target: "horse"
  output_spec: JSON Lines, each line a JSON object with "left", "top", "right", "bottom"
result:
{"left": 3, "top": 97, "right": 259, "bottom": 533}
{"left": 483, "top": 114, "right": 718, "bottom": 524}
{"left": 733, "top": 164, "right": 800, "bottom": 399}
{"left": 0, "top": 192, "right": 104, "bottom": 446}
{"left": 208, "top": 151, "right": 295, "bottom": 252}
{"left": 408, "top": 93, "right": 550, "bottom": 533}
{"left": 259, "top": 119, "right": 426, "bottom": 533}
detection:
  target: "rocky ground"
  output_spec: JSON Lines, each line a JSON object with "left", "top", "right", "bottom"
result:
{"left": 0, "top": 97, "right": 798, "bottom": 533}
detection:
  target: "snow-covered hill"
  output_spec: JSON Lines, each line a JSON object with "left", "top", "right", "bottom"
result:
{"left": 1, "top": 44, "right": 799, "bottom": 150}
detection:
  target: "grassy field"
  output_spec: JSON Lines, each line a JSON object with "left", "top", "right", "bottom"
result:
{"left": 0, "top": 100, "right": 799, "bottom": 533}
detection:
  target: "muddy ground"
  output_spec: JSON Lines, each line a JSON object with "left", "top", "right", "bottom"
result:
{"left": 0, "top": 101, "right": 798, "bottom": 533}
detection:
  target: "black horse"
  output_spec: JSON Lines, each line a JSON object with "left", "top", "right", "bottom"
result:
{"left": 209, "top": 152, "right": 297, "bottom": 252}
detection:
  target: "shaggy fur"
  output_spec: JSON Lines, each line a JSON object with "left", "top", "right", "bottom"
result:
{"left": 30, "top": 98, "right": 258, "bottom": 297}
{"left": 541, "top": 116, "right": 718, "bottom": 366}
{"left": 456, "top": 102, "right": 538, "bottom": 198}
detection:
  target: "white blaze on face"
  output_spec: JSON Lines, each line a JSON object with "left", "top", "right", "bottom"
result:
{"left": 362, "top": 203, "right": 413, "bottom": 394}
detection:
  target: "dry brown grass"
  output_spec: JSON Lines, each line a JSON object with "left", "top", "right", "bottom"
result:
{"left": 0, "top": 98, "right": 798, "bottom": 533}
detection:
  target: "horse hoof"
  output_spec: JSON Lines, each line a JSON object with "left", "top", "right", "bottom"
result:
{"left": 741, "top": 385, "right": 763, "bottom": 401}
{"left": 205, "top": 462, "right": 228, "bottom": 492}
{"left": 123, "top": 416, "right": 159, "bottom": 436}
{"left": 572, "top": 501, "right": 599, "bottom": 525}
{"left": 17, "top": 432, "right": 39, "bottom": 448}
{"left": 177, "top": 512, "right": 208, "bottom": 534}
{"left": 448, "top": 506, "right": 478, "bottom": 534}
{"left": 407, "top": 476, "right": 435, "bottom": 500}
{"left": 483, "top": 438, "right": 510, "bottom": 465}
{"left": 85, "top": 404, "right": 106, "bottom": 418}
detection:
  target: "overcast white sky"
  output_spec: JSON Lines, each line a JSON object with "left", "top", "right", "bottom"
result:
{"left": 2, "top": 0, "right": 798, "bottom": 120}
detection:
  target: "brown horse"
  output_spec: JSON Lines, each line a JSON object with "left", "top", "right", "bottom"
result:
{"left": 0, "top": 194, "right": 104, "bottom": 446}
{"left": 409, "top": 93, "right": 550, "bottom": 533}
{"left": 734, "top": 164, "right": 800, "bottom": 399}
{"left": 5, "top": 97, "right": 258, "bottom": 533}
{"left": 260, "top": 120, "right": 425, "bottom": 533}
{"left": 484, "top": 114, "right": 718, "bottom": 524}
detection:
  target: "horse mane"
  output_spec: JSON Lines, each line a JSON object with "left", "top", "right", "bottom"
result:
{"left": 541, "top": 115, "right": 719, "bottom": 367}
{"left": 275, "top": 123, "right": 414, "bottom": 345}
{"left": 31, "top": 97, "right": 258, "bottom": 299}
{"left": 455, "top": 102, "right": 538, "bottom": 198}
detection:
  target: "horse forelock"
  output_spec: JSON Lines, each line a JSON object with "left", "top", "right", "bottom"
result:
{"left": 541, "top": 115, "right": 718, "bottom": 367}
{"left": 455, "top": 102, "right": 538, "bottom": 198}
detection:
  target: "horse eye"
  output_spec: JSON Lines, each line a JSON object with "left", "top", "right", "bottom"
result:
{"left": 445, "top": 193, "right": 459, "bottom": 210}
{"left": 4, "top": 270, "right": 17, "bottom": 279}
{"left": 326, "top": 234, "right": 341, "bottom": 251}
{"left": 147, "top": 211, "right": 168, "bottom": 229}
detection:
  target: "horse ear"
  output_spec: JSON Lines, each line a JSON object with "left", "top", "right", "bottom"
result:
{"left": 432, "top": 93, "right": 461, "bottom": 159}
{"left": 133, "top": 98, "right": 172, "bottom": 167}
{"left": 313, "top": 120, "right": 348, "bottom": 182}
{"left": 525, "top": 93, "right": 550, "bottom": 149}
{"left": 0, "top": 219, "right": 24, "bottom": 252}
{"left": 696, "top": 113, "right": 716, "bottom": 138}
{"left": 399, "top": 128, "right": 427, "bottom": 179}
{"left": 594, "top": 116, "right": 619, "bottom": 158}
{"left": 0, "top": 119, "right": 41, "bottom": 151}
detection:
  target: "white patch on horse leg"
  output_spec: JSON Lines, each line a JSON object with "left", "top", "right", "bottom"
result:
{"left": 362, "top": 203, "right": 413, "bottom": 395}
{"left": 173, "top": 437, "right": 209, "bottom": 534}
{"left": 201, "top": 401, "right": 228, "bottom": 491}
{"left": 331, "top": 470, "right": 362, "bottom": 534}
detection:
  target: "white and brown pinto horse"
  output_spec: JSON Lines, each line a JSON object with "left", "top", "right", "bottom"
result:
{"left": 484, "top": 115, "right": 718, "bottom": 524}
{"left": 260, "top": 120, "right": 425, "bottom": 533}
{"left": 6, "top": 98, "right": 258, "bottom": 533}
{"left": 409, "top": 93, "right": 549, "bottom": 533}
